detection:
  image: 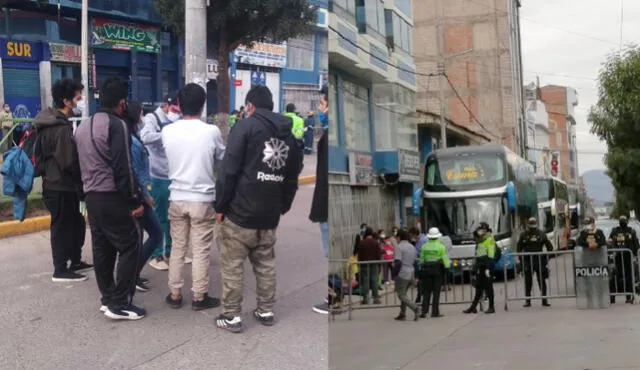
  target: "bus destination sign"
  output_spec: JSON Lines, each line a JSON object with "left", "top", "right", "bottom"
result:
{"left": 445, "top": 165, "right": 485, "bottom": 182}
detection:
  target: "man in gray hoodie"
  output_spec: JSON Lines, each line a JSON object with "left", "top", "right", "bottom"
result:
{"left": 140, "top": 93, "right": 184, "bottom": 270}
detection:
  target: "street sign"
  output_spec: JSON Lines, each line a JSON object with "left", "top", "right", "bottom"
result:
{"left": 251, "top": 71, "right": 266, "bottom": 86}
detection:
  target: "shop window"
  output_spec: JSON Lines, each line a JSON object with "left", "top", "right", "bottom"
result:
{"left": 328, "top": 74, "right": 338, "bottom": 145}
{"left": 317, "top": 33, "right": 328, "bottom": 71}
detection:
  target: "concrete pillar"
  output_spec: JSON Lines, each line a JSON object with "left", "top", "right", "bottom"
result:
{"left": 39, "top": 61, "right": 52, "bottom": 109}
{"left": 185, "top": 0, "right": 208, "bottom": 118}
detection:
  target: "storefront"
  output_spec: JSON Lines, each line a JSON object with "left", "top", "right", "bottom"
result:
{"left": 231, "top": 42, "right": 285, "bottom": 112}
{"left": 1, "top": 39, "right": 47, "bottom": 119}
{"left": 90, "top": 17, "right": 161, "bottom": 105}
{"left": 49, "top": 42, "right": 81, "bottom": 83}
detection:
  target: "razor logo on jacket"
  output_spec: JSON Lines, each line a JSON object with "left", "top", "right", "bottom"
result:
{"left": 258, "top": 138, "right": 289, "bottom": 183}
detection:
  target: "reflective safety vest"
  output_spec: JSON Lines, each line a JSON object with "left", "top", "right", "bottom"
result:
{"left": 476, "top": 235, "right": 496, "bottom": 258}
{"left": 419, "top": 239, "right": 451, "bottom": 268}
{"left": 284, "top": 112, "right": 305, "bottom": 139}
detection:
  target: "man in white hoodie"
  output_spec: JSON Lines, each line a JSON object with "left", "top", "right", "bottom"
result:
{"left": 140, "top": 92, "right": 191, "bottom": 270}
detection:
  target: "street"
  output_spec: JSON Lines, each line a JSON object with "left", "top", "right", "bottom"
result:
{"left": 0, "top": 184, "right": 326, "bottom": 370}
{"left": 329, "top": 254, "right": 640, "bottom": 370}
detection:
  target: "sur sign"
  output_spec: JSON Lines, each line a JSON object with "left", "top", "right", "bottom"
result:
{"left": 1, "top": 39, "right": 42, "bottom": 61}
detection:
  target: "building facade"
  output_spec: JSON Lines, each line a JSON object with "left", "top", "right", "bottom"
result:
{"left": 328, "top": 0, "right": 419, "bottom": 260}
{"left": 524, "top": 81, "right": 553, "bottom": 176}
{"left": 228, "top": 0, "right": 329, "bottom": 114}
{"left": 413, "top": 0, "right": 526, "bottom": 156}
{"left": 0, "top": 0, "right": 181, "bottom": 119}
{"left": 540, "top": 84, "right": 580, "bottom": 184}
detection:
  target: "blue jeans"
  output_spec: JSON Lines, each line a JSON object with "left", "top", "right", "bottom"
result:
{"left": 138, "top": 203, "right": 163, "bottom": 277}
{"left": 320, "top": 222, "right": 329, "bottom": 259}
{"left": 150, "top": 177, "right": 172, "bottom": 258}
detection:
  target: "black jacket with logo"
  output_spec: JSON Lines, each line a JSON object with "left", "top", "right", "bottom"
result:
{"left": 609, "top": 226, "right": 639, "bottom": 254}
{"left": 215, "top": 109, "right": 302, "bottom": 230}
{"left": 517, "top": 229, "right": 554, "bottom": 253}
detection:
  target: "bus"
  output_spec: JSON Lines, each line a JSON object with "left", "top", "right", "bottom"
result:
{"left": 536, "top": 176, "right": 569, "bottom": 250}
{"left": 422, "top": 144, "right": 537, "bottom": 279}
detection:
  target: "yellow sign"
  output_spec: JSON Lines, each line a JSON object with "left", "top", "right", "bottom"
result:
{"left": 445, "top": 165, "right": 485, "bottom": 181}
{"left": 6, "top": 41, "right": 31, "bottom": 58}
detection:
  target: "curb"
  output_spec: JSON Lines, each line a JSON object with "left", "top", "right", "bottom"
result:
{"left": 0, "top": 215, "right": 51, "bottom": 239}
{"left": 0, "top": 174, "right": 317, "bottom": 238}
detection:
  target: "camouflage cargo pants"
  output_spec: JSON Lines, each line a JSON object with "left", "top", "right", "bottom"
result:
{"left": 217, "top": 217, "right": 277, "bottom": 316}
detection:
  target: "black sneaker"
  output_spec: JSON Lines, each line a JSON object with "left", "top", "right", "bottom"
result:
{"left": 216, "top": 314, "right": 243, "bottom": 333}
{"left": 139, "top": 277, "right": 150, "bottom": 285}
{"left": 104, "top": 304, "right": 146, "bottom": 320}
{"left": 313, "top": 302, "right": 329, "bottom": 315}
{"left": 166, "top": 294, "right": 183, "bottom": 309}
{"left": 253, "top": 309, "right": 276, "bottom": 326}
{"left": 136, "top": 279, "right": 150, "bottom": 292}
{"left": 192, "top": 294, "right": 221, "bottom": 311}
{"left": 52, "top": 271, "right": 88, "bottom": 282}
{"left": 70, "top": 261, "right": 94, "bottom": 273}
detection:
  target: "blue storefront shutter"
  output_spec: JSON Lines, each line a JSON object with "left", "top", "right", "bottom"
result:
{"left": 3, "top": 66, "right": 41, "bottom": 119}
{"left": 137, "top": 69, "right": 153, "bottom": 104}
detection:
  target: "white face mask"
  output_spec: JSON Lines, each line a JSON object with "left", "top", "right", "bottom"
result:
{"left": 380, "top": 234, "right": 386, "bottom": 239}
{"left": 167, "top": 111, "right": 181, "bottom": 122}
{"left": 73, "top": 100, "right": 86, "bottom": 116}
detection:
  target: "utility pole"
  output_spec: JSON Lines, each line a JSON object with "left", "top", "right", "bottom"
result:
{"left": 80, "top": 0, "right": 89, "bottom": 119}
{"left": 185, "top": 0, "right": 208, "bottom": 119}
{"left": 437, "top": 0, "right": 447, "bottom": 149}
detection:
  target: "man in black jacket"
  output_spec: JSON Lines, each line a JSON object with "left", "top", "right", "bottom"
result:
{"left": 75, "top": 77, "right": 146, "bottom": 321}
{"left": 517, "top": 217, "right": 554, "bottom": 307}
{"left": 34, "top": 78, "right": 92, "bottom": 283}
{"left": 608, "top": 215, "right": 639, "bottom": 304}
{"left": 311, "top": 86, "right": 330, "bottom": 315}
{"left": 215, "top": 85, "right": 302, "bottom": 333}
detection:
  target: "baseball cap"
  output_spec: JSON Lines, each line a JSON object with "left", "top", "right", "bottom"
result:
{"left": 527, "top": 217, "right": 537, "bottom": 226}
{"left": 163, "top": 91, "right": 180, "bottom": 112}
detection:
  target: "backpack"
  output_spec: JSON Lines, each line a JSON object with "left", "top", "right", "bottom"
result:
{"left": 18, "top": 128, "right": 44, "bottom": 177}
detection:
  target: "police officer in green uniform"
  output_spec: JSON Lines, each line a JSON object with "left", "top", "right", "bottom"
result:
{"left": 464, "top": 222, "right": 496, "bottom": 314}
{"left": 418, "top": 227, "right": 451, "bottom": 318}
{"left": 608, "top": 215, "right": 639, "bottom": 304}
{"left": 517, "top": 217, "right": 553, "bottom": 308}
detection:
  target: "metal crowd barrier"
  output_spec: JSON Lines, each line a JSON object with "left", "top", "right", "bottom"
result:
{"left": 608, "top": 248, "right": 637, "bottom": 302}
{"left": 503, "top": 250, "right": 576, "bottom": 310}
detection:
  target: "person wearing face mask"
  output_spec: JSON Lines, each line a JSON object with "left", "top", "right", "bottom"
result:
{"left": 0, "top": 103, "right": 13, "bottom": 152}
{"left": 140, "top": 92, "right": 187, "bottom": 271}
{"left": 34, "top": 78, "right": 93, "bottom": 283}
{"left": 517, "top": 217, "right": 553, "bottom": 308}
{"left": 74, "top": 76, "right": 146, "bottom": 320}
{"left": 608, "top": 215, "right": 639, "bottom": 304}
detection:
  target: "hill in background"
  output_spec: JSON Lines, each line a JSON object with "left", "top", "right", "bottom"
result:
{"left": 582, "top": 169, "right": 614, "bottom": 206}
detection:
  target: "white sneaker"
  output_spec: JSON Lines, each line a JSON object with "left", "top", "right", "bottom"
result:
{"left": 185, "top": 257, "right": 193, "bottom": 264}
{"left": 149, "top": 258, "right": 169, "bottom": 271}
{"left": 99, "top": 305, "right": 107, "bottom": 313}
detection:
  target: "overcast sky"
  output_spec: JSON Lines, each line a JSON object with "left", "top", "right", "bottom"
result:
{"left": 520, "top": 0, "right": 637, "bottom": 174}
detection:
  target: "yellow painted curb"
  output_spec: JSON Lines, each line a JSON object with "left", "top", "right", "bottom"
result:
{"left": 0, "top": 176, "right": 316, "bottom": 238}
{"left": 0, "top": 215, "right": 51, "bottom": 238}
{"left": 298, "top": 175, "right": 316, "bottom": 185}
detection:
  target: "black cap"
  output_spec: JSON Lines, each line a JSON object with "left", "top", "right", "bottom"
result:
{"left": 163, "top": 91, "right": 179, "bottom": 105}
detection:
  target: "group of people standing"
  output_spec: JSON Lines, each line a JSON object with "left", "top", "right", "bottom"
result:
{"left": 32, "top": 76, "right": 305, "bottom": 334}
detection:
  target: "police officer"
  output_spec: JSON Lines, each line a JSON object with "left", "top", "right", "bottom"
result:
{"left": 418, "top": 227, "right": 451, "bottom": 318}
{"left": 608, "top": 215, "right": 639, "bottom": 304}
{"left": 463, "top": 222, "right": 496, "bottom": 315}
{"left": 517, "top": 217, "right": 553, "bottom": 308}
{"left": 577, "top": 216, "right": 607, "bottom": 250}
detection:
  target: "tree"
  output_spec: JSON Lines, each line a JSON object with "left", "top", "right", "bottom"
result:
{"left": 153, "top": 0, "right": 316, "bottom": 130}
{"left": 589, "top": 45, "right": 640, "bottom": 212}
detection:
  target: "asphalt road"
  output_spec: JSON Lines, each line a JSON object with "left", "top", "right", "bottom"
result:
{"left": 0, "top": 184, "right": 327, "bottom": 370}
{"left": 330, "top": 253, "right": 640, "bottom": 370}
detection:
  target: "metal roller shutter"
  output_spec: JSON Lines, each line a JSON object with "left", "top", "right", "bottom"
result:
{"left": 2, "top": 66, "right": 41, "bottom": 119}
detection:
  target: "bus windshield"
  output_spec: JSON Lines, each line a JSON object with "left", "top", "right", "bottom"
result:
{"left": 425, "top": 196, "right": 511, "bottom": 242}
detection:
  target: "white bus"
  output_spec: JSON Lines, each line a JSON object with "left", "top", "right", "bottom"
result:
{"left": 536, "top": 176, "right": 569, "bottom": 250}
{"left": 423, "top": 144, "right": 537, "bottom": 278}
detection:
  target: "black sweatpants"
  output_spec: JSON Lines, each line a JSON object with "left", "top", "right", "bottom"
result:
{"left": 85, "top": 192, "right": 141, "bottom": 311}
{"left": 523, "top": 256, "right": 548, "bottom": 302}
{"left": 43, "top": 189, "right": 86, "bottom": 274}
{"left": 420, "top": 264, "right": 443, "bottom": 315}
{"left": 470, "top": 264, "right": 495, "bottom": 310}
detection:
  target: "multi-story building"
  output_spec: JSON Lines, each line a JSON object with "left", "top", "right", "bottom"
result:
{"left": 540, "top": 84, "right": 580, "bottom": 184}
{"left": 228, "top": 2, "right": 329, "bottom": 114}
{"left": 328, "top": 0, "right": 419, "bottom": 259}
{"left": 413, "top": 0, "right": 526, "bottom": 156}
{"left": 0, "top": 0, "right": 181, "bottom": 118}
{"left": 524, "top": 81, "right": 553, "bottom": 176}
